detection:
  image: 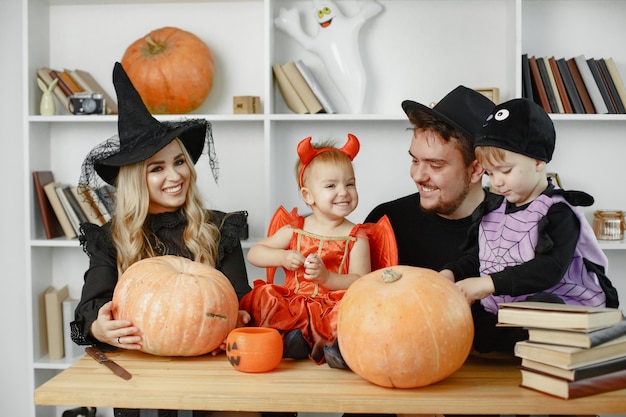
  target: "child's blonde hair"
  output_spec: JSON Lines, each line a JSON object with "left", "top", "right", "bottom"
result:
{"left": 294, "top": 140, "right": 355, "bottom": 188}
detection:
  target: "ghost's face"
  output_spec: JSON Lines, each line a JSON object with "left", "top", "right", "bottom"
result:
{"left": 315, "top": 2, "right": 337, "bottom": 28}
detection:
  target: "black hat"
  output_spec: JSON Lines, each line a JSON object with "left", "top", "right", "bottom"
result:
{"left": 475, "top": 98, "right": 555, "bottom": 162}
{"left": 402, "top": 86, "right": 495, "bottom": 142}
{"left": 94, "top": 62, "right": 215, "bottom": 185}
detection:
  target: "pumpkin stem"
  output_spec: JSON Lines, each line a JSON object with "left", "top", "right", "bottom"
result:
{"left": 144, "top": 35, "right": 164, "bottom": 54}
{"left": 381, "top": 268, "right": 401, "bottom": 283}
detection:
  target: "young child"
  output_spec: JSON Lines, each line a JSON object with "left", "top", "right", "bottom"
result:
{"left": 440, "top": 98, "right": 619, "bottom": 353}
{"left": 240, "top": 134, "right": 378, "bottom": 366}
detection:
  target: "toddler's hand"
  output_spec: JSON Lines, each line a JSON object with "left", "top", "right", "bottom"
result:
{"left": 282, "top": 250, "right": 306, "bottom": 271}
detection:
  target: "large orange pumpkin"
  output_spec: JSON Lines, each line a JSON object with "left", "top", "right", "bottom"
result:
{"left": 121, "top": 26, "right": 214, "bottom": 114}
{"left": 112, "top": 255, "right": 238, "bottom": 356}
{"left": 337, "top": 266, "right": 474, "bottom": 388}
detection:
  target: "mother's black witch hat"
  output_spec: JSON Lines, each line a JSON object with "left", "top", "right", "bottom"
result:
{"left": 86, "top": 62, "right": 218, "bottom": 186}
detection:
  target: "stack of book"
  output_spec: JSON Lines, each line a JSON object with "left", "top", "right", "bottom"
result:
{"left": 498, "top": 301, "right": 626, "bottom": 399}
{"left": 36, "top": 67, "right": 117, "bottom": 115}
{"left": 33, "top": 170, "right": 113, "bottom": 239}
{"left": 522, "top": 54, "right": 626, "bottom": 114}
{"left": 273, "top": 59, "right": 337, "bottom": 114}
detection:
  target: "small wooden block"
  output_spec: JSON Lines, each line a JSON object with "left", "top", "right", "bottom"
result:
{"left": 233, "top": 96, "right": 262, "bottom": 114}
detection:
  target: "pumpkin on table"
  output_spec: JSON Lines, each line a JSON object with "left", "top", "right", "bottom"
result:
{"left": 121, "top": 26, "right": 215, "bottom": 114}
{"left": 337, "top": 266, "right": 474, "bottom": 388}
{"left": 112, "top": 255, "right": 239, "bottom": 356}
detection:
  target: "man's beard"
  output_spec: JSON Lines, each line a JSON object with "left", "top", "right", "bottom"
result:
{"left": 420, "top": 179, "right": 470, "bottom": 216}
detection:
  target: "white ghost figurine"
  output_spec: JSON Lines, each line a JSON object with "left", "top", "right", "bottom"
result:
{"left": 275, "top": 0, "right": 383, "bottom": 114}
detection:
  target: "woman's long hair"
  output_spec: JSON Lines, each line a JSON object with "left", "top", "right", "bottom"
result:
{"left": 111, "top": 138, "right": 219, "bottom": 274}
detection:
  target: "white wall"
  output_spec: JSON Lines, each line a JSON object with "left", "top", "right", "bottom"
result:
{"left": 0, "top": 0, "right": 30, "bottom": 413}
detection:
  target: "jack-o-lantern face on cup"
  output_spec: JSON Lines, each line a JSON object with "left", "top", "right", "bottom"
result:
{"left": 226, "top": 327, "right": 283, "bottom": 373}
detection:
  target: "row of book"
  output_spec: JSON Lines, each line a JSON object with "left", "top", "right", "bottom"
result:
{"left": 33, "top": 171, "right": 114, "bottom": 239}
{"left": 273, "top": 59, "right": 337, "bottom": 114}
{"left": 497, "top": 301, "right": 626, "bottom": 399}
{"left": 36, "top": 67, "right": 117, "bottom": 115}
{"left": 523, "top": 54, "right": 626, "bottom": 114}
{"left": 43, "top": 284, "right": 83, "bottom": 361}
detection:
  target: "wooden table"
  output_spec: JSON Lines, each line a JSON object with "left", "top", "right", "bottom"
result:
{"left": 34, "top": 350, "right": 626, "bottom": 415}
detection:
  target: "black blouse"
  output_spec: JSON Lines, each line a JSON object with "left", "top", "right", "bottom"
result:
{"left": 70, "top": 209, "right": 251, "bottom": 348}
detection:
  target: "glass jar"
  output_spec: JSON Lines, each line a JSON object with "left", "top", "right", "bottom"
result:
{"left": 593, "top": 210, "right": 625, "bottom": 240}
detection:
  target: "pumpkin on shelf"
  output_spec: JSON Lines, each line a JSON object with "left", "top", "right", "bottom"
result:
{"left": 337, "top": 266, "right": 474, "bottom": 388}
{"left": 112, "top": 255, "right": 239, "bottom": 357}
{"left": 121, "top": 26, "right": 215, "bottom": 114}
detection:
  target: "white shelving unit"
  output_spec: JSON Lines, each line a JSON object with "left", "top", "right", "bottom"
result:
{"left": 22, "top": 1, "right": 626, "bottom": 416}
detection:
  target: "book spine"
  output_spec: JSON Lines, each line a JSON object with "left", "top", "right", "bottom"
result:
{"left": 548, "top": 57, "right": 573, "bottom": 114}
{"left": 528, "top": 56, "right": 552, "bottom": 113}
{"left": 568, "top": 368, "right": 626, "bottom": 399}
{"left": 37, "top": 67, "right": 70, "bottom": 113}
{"left": 597, "top": 59, "right": 626, "bottom": 113}
{"left": 605, "top": 57, "right": 626, "bottom": 109}
{"left": 574, "top": 55, "right": 608, "bottom": 114}
{"left": 522, "top": 54, "right": 534, "bottom": 101}
{"left": 536, "top": 57, "right": 558, "bottom": 113}
{"left": 55, "top": 186, "right": 81, "bottom": 235}
{"left": 272, "top": 63, "right": 309, "bottom": 114}
{"left": 282, "top": 61, "right": 324, "bottom": 114}
{"left": 294, "top": 59, "right": 337, "bottom": 114}
{"left": 43, "top": 182, "right": 76, "bottom": 239}
{"left": 587, "top": 58, "right": 617, "bottom": 113}
{"left": 33, "top": 171, "right": 64, "bottom": 239}
{"left": 567, "top": 58, "right": 595, "bottom": 114}
{"left": 557, "top": 58, "right": 585, "bottom": 114}
{"left": 49, "top": 69, "right": 73, "bottom": 99}
{"left": 543, "top": 57, "right": 564, "bottom": 113}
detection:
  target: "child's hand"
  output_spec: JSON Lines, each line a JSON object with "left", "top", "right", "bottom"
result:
{"left": 455, "top": 276, "right": 495, "bottom": 304}
{"left": 282, "top": 249, "right": 306, "bottom": 271}
{"left": 303, "top": 254, "right": 330, "bottom": 285}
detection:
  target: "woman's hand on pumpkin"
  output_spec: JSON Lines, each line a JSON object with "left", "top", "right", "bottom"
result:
{"left": 282, "top": 250, "right": 306, "bottom": 271}
{"left": 90, "top": 301, "right": 142, "bottom": 349}
{"left": 455, "top": 276, "right": 495, "bottom": 304}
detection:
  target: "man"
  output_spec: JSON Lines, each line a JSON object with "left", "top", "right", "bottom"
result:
{"left": 365, "top": 86, "right": 494, "bottom": 270}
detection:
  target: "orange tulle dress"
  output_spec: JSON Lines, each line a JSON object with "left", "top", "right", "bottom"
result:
{"left": 240, "top": 206, "right": 398, "bottom": 363}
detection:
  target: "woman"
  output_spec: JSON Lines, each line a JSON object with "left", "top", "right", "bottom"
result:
{"left": 70, "top": 62, "right": 253, "bottom": 417}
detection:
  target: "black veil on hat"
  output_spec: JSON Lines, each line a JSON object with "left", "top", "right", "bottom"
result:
{"left": 401, "top": 86, "right": 495, "bottom": 142}
{"left": 79, "top": 62, "right": 219, "bottom": 194}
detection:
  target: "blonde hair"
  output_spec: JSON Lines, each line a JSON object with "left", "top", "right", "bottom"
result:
{"left": 112, "top": 138, "right": 220, "bottom": 274}
{"left": 294, "top": 140, "right": 355, "bottom": 188}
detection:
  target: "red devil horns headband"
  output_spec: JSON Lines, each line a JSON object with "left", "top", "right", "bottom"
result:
{"left": 297, "top": 133, "right": 360, "bottom": 187}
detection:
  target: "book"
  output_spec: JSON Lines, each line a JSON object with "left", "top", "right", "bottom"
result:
{"left": 272, "top": 63, "right": 308, "bottom": 114}
{"left": 281, "top": 61, "right": 324, "bottom": 114}
{"left": 44, "top": 285, "right": 69, "bottom": 360}
{"left": 542, "top": 57, "right": 564, "bottom": 113}
{"left": 48, "top": 69, "right": 73, "bottom": 99}
{"left": 567, "top": 58, "right": 596, "bottom": 114}
{"left": 294, "top": 59, "right": 337, "bottom": 114}
{"left": 514, "top": 334, "right": 626, "bottom": 370}
{"left": 536, "top": 57, "right": 558, "bottom": 113}
{"left": 498, "top": 301, "right": 624, "bottom": 330}
{"left": 556, "top": 58, "right": 585, "bottom": 114}
{"left": 548, "top": 56, "right": 573, "bottom": 114}
{"left": 586, "top": 58, "right": 617, "bottom": 113}
{"left": 605, "top": 57, "right": 626, "bottom": 110}
{"left": 527, "top": 319, "right": 626, "bottom": 348}
{"left": 69, "top": 68, "right": 118, "bottom": 114}
{"left": 71, "top": 186, "right": 106, "bottom": 226}
{"left": 55, "top": 185, "right": 82, "bottom": 235}
{"left": 520, "top": 366, "right": 626, "bottom": 399}
{"left": 61, "top": 185, "right": 89, "bottom": 226}
{"left": 85, "top": 185, "right": 112, "bottom": 223}
{"left": 528, "top": 56, "right": 551, "bottom": 113}
{"left": 43, "top": 181, "right": 76, "bottom": 239}
{"left": 574, "top": 54, "right": 608, "bottom": 114}
{"left": 33, "top": 171, "right": 64, "bottom": 239}
{"left": 597, "top": 58, "right": 626, "bottom": 113}
{"left": 59, "top": 70, "right": 84, "bottom": 95}
{"left": 521, "top": 355, "right": 626, "bottom": 381}
{"left": 37, "top": 67, "right": 70, "bottom": 113}
{"left": 521, "top": 53, "right": 534, "bottom": 102}
{"left": 62, "top": 297, "right": 83, "bottom": 360}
